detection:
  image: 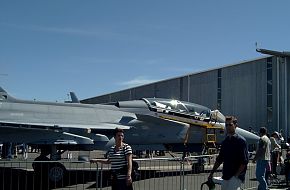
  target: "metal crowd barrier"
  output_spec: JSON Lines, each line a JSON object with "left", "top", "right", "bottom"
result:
{"left": 0, "top": 154, "right": 262, "bottom": 190}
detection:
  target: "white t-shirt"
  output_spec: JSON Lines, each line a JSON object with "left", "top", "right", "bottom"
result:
{"left": 256, "top": 135, "right": 271, "bottom": 161}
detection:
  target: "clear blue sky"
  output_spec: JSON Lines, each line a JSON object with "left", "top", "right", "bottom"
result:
{"left": 1, "top": 1, "right": 290, "bottom": 102}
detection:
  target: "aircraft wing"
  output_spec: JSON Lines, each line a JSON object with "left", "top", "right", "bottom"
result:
{"left": 0, "top": 120, "right": 130, "bottom": 130}
{"left": 0, "top": 120, "right": 117, "bottom": 144}
{"left": 0, "top": 126, "right": 96, "bottom": 144}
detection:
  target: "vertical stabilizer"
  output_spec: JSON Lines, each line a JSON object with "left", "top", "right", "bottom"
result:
{"left": 0, "top": 87, "right": 18, "bottom": 102}
{"left": 70, "top": 92, "right": 80, "bottom": 103}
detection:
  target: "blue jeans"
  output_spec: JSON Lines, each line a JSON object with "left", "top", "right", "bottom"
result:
{"left": 256, "top": 160, "right": 269, "bottom": 190}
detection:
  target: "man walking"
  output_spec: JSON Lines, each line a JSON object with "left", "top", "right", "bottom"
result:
{"left": 208, "top": 116, "right": 249, "bottom": 190}
{"left": 253, "top": 127, "right": 271, "bottom": 190}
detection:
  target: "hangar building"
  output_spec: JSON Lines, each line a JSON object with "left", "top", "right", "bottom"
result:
{"left": 82, "top": 53, "right": 290, "bottom": 140}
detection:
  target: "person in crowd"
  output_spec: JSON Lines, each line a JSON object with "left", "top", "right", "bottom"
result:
{"left": 278, "top": 130, "right": 285, "bottom": 143}
{"left": 1, "top": 142, "right": 13, "bottom": 159}
{"left": 208, "top": 116, "right": 248, "bottom": 190}
{"left": 253, "top": 127, "right": 271, "bottom": 190}
{"left": 270, "top": 132, "right": 281, "bottom": 175}
{"left": 284, "top": 151, "right": 290, "bottom": 186}
{"left": 91, "top": 128, "right": 133, "bottom": 190}
{"left": 32, "top": 148, "right": 50, "bottom": 171}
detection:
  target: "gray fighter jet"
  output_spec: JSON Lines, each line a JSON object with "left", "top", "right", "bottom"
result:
{"left": 0, "top": 86, "right": 259, "bottom": 153}
{"left": 0, "top": 87, "right": 258, "bottom": 183}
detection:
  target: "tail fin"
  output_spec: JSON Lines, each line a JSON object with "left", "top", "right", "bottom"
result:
{"left": 70, "top": 92, "right": 80, "bottom": 103}
{"left": 0, "top": 87, "right": 17, "bottom": 101}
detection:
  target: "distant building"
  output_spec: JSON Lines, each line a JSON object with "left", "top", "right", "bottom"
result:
{"left": 82, "top": 55, "right": 290, "bottom": 139}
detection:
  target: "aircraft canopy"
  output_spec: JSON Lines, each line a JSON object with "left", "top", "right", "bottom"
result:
{"left": 143, "top": 98, "right": 211, "bottom": 118}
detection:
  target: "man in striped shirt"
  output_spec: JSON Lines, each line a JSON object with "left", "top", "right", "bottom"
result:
{"left": 91, "top": 128, "right": 133, "bottom": 190}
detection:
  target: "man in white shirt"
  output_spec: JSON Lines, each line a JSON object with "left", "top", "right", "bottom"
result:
{"left": 253, "top": 127, "right": 271, "bottom": 190}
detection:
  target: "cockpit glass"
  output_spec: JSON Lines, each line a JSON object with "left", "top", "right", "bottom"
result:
{"left": 145, "top": 98, "right": 210, "bottom": 117}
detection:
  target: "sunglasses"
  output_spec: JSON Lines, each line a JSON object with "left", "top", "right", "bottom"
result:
{"left": 225, "top": 123, "right": 235, "bottom": 127}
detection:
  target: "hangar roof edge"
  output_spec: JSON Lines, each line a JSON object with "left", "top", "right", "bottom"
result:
{"left": 82, "top": 55, "right": 273, "bottom": 101}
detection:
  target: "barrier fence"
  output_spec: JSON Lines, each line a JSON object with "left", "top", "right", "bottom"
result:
{"left": 0, "top": 154, "right": 280, "bottom": 190}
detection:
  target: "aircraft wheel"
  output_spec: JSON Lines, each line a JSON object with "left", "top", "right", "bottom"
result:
{"left": 48, "top": 162, "right": 67, "bottom": 187}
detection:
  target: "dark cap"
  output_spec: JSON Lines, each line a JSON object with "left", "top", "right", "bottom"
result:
{"left": 259, "top": 127, "right": 267, "bottom": 134}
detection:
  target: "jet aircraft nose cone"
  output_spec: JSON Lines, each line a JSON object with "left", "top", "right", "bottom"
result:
{"left": 235, "top": 127, "right": 260, "bottom": 144}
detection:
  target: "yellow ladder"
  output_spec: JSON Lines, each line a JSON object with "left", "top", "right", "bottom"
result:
{"left": 204, "top": 128, "right": 218, "bottom": 154}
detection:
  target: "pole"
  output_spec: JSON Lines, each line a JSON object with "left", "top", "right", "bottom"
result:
{"left": 284, "top": 57, "right": 288, "bottom": 139}
{"left": 187, "top": 75, "right": 190, "bottom": 102}
{"left": 277, "top": 57, "right": 280, "bottom": 132}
